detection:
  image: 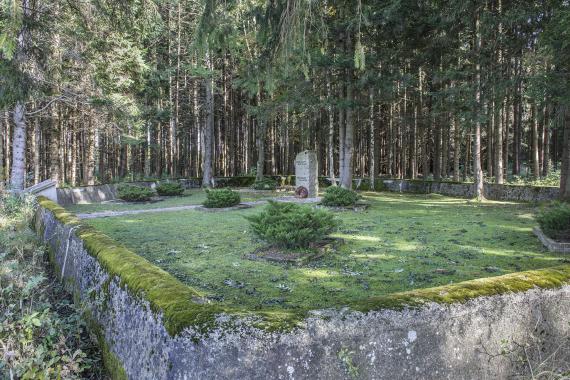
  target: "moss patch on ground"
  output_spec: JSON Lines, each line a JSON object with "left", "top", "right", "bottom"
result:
{"left": 64, "top": 189, "right": 292, "bottom": 214}
{"left": 86, "top": 192, "right": 569, "bottom": 314}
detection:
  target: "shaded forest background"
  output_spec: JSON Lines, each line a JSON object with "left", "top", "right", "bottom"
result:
{"left": 1, "top": 0, "right": 569, "bottom": 197}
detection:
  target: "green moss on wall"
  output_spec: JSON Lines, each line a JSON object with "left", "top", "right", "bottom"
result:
{"left": 351, "top": 264, "right": 570, "bottom": 313}
{"left": 35, "top": 196, "right": 570, "bottom": 336}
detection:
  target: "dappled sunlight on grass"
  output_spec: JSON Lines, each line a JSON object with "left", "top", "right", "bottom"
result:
{"left": 333, "top": 233, "right": 382, "bottom": 243}
{"left": 86, "top": 191, "right": 566, "bottom": 313}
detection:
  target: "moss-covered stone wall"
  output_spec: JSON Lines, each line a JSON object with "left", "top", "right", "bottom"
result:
{"left": 34, "top": 196, "right": 570, "bottom": 379}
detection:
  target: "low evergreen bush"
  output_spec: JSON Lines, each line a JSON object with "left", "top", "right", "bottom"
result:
{"left": 321, "top": 186, "right": 360, "bottom": 207}
{"left": 537, "top": 201, "right": 570, "bottom": 241}
{"left": 203, "top": 188, "right": 241, "bottom": 208}
{"left": 252, "top": 177, "right": 278, "bottom": 190}
{"left": 156, "top": 182, "right": 184, "bottom": 196}
{"left": 246, "top": 201, "right": 339, "bottom": 249}
{"left": 117, "top": 184, "right": 155, "bottom": 202}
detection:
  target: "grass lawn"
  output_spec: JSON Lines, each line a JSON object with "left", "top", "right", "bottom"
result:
{"left": 65, "top": 188, "right": 291, "bottom": 214}
{"left": 85, "top": 192, "right": 566, "bottom": 313}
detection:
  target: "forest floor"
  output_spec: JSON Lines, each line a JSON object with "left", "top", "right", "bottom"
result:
{"left": 83, "top": 191, "right": 567, "bottom": 313}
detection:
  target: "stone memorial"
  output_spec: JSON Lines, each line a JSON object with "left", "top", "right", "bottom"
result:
{"left": 294, "top": 150, "right": 318, "bottom": 198}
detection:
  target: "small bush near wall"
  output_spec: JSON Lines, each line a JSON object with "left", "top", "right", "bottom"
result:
{"left": 321, "top": 186, "right": 360, "bottom": 207}
{"left": 537, "top": 202, "right": 570, "bottom": 242}
{"left": 203, "top": 188, "right": 241, "bottom": 208}
{"left": 252, "top": 177, "right": 278, "bottom": 190}
{"left": 156, "top": 182, "right": 184, "bottom": 196}
{"left": 117, "top": 184, "right": 155, "bottom": 202}
{"left": 0, "top": 194, "right": 103, "bottom": 379}
{"left": 247, "top": 201, "right": 339, "bottom": 249}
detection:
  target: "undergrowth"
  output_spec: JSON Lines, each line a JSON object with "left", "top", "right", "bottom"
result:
{"left": 0, "top": 193, "right": 104, "bottom": 379}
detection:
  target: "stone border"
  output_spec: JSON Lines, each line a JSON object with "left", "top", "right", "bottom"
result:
{"left": 533, "top": 227, "right": 570, "bottom": 253}
{"left": 34, "top": 196, "right": 570, "bottom": 379}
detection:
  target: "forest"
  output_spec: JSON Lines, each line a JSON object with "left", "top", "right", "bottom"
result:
{"left": 1, "top": 0, "right": 569, "bottom": 199}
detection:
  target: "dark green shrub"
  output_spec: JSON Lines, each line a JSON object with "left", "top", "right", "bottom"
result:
{"left": 321, "top": 186, "right": 360, "bottom": 207}
{"left": 203, "top": 188, "right": 241, "bottom": 208}
{"left": 246, "top": 201, "right": 339, "bottom": 249}
{"left": 252, "top": 177, "right": 278, "bottom": 190}
{"left": 156, "top": 182, "right": 184, "bottom": 196}
{"left": 117, "top": 184, "right": 154, "bottom": 202}
{"left": 537, "top": 201, "right": 570, "bottom": 240}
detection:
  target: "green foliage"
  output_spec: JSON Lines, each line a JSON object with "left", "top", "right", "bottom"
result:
{"left": 0, "top": 192, "right": 36, "bottom": 219}
{"left": 246, "top": 201, "right": 339, "bottom": 249}
{"left": 507, "top": 170, "right": 561, "bottom": 187}
{"left": 537, "top": 202, "right": 570, "bottom": 241}
{"left": 0, "top": 195, "right": 102, "bottom": 379}
{"left": 252, "top": 177, "right": 278, "bottom": 190}
{"left": 321, "top": 186, "right": 360, "bottom": 207}
{"left": 117, "top": 184, "right": 154, "bottom": 202}
{"left": 156, "top": 182, "right": 184, "bottom": 196}
{"left": 202, "top": 188, "right": 241, "bottom": 208}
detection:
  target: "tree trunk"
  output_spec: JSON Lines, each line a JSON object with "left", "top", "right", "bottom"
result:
{"left": 340, "top": 81, "right": 354, "bottom": 189}
{"left": 84, "top": 116, "right": 96, "bottom": 185}
{"left": 327, "top": 75, "right": 336, "bottom": 184}
{"left": 33, "top": 117, "right": 41, "bottom": 184}
{"left": 369, "top": 88, "right": 375, "bottom": 190}
{"left": 560, "top": 108, "right": 570, "bottom": 200}
{"left": 10, "top": 102, "right": 27, "bottom": 191}
{"left": 453, "top": 116, "right": 460, "bottom": 182}
{"left": 202, "top": 52, "right": 214, "bottom": 188}
{"left": 255, "top": 89, "right": 266, "bottom": 182}
{"left": 473, "top": 12, "right": 484, "bottom": 200}
{"left": 495, "top": 101, "right": 504, "bottom": 183}
{"left": 532, "top": 104, "right": 540, "bottom": 179}
{"left": 0, "top": 112, "right": 7, "bottom": 189}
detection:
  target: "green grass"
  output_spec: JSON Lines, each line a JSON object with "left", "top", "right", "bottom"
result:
{"left": 65, "top": 189, "right": 291, "bottom": 214}
{"left": 85, "top": 192, "right": 567, "bottom": 314}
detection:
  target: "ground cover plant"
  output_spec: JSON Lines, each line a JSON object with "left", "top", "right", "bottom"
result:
{"left": 247, "top": 201, "right": 338, "bottom": 249}
{"left": 537, "top": 201, "right": 570, "bottom": 242}
{"left": 0, "top": 194, "right": 103, "bottom": 379}
{"left": 202, "top": 188, "right": 241, "bottom": 208}
{"left": 117, "top": 184, "right": 155, "bottom": 202}
{"left": 156, "top": 182, "right": 185, "bottom": 196}
{"left": 321, "top": 186, "right": 360, "bottom": 207}
{"left": 86, "top": 192, "right": 566, "bottom": 313}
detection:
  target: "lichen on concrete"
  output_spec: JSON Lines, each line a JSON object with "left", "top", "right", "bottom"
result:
{"left": 34, "top": 196, "right": 570, "bottom": 379}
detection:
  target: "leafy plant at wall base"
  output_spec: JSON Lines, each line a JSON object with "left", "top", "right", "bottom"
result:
{"left": 156, "top": 182, "right": 184, "bottom": 196}
{"left": 117, "top": 184, "right": 155, "bottom": 202}
{"left": 321, "top": 186, "right": 360, "bottom": 207}
{"left": 202, "top": 188, "right": 241, "bottom": 208}
{"left": 246, "top": 201, "right": 339, "bottom": 249}
{"left": 0, "top": 194, "right": 103, "bottom": 379}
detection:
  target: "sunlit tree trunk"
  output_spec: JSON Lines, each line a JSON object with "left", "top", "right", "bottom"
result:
{"left": 473, "top": 12, "right": 484, "bottom": 200}
{"left": 202, "top": 51, "right": 214, "bottom": 188}
{"left": 10, "top": 102, "right": 27, "bottom": 191}
{"left": 340, "top": 80, "right": 354, "bottom": 189}
{"left": 532, "top": 104, "right": 540, "bottom": 179}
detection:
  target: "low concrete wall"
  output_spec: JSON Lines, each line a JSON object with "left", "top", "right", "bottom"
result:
{"left": 34, "top": 198, "right": 570, "bottom": 379}
{"left": 378, "top": 179, "right": 559, "bottom": 202}
{"left": 56, "top": 177, "right": 559, "bottom": 205}
{"left": 56, "top": 182, "right": 156, "bottom": 205}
